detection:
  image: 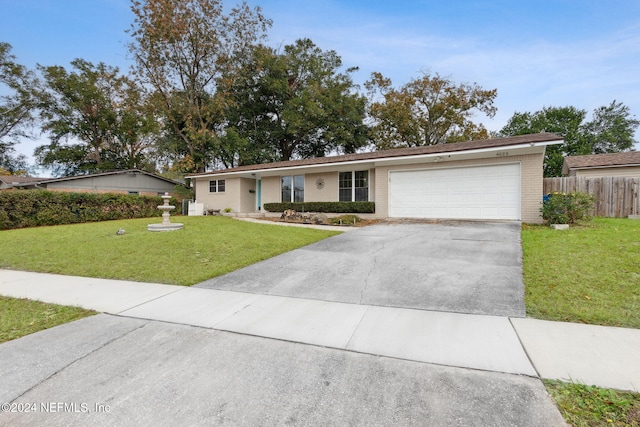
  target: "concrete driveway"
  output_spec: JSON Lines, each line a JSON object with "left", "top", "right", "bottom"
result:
{"left": 197, "top": 222, "right": 525, "bottom": 317}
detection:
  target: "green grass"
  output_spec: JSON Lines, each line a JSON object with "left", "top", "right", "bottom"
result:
{"left": 522, "top": 217, "right": 640, "bottom": 328}
{"left": 525, "top": 218, "right": 640, "bottom": 424}
{"left": 1, "top": 216, "right": 639, "bottom": 427}
{"left": 0, "top": 296, "right": 95, "bottom": 344}
{"left": 0, "top": 216, "right": 340, "bottom": 286}
{"left": 545, "top": 380, "right": 640, "bottom": 427}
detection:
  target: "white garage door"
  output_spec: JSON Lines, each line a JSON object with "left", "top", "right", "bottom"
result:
{"left": 389, "top": 164, "right": 521, "bottom": 220}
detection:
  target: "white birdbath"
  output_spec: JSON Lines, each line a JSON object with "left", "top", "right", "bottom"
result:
{"left": 148, "top": 192, "right": 184, "bottom": 232}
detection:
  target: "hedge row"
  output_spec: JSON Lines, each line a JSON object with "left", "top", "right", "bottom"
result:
{"left": 0, "top": 190, "right": 165, "bottom": 230}
{"left": 263, "top": 201, "right": 375, "bottom": 214}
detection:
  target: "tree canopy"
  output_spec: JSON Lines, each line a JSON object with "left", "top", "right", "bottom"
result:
{"left": 364, "top": 72, "right": 497, "bottom": 149}
{"left": 223, "top": 39, "right": 369, "bottom": 164}
{"left": 500, "top": 102, "right": 639, "bottom": 176}
{"left": 584, "top": 101, "right": 639, "bottom": 154}
{"left": 0, "top": 42, "right": 36, "bottom": 175}
{"left": 3, "top": 0, "right": 640, "bottom": 179}
{"left": 128, "top": 0, "right": 272, "bottom": 173}
{"left": 35, "top": 59, "right": 157, "bottom": 176}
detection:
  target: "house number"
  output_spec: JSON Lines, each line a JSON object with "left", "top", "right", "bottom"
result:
{"left": 496, "top": 151, "right": 509, "bottom": 157}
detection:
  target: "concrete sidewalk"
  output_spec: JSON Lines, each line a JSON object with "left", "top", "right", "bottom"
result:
{"left": 0, "top": 315, "right": 565, "bottom": 426}
{"left": 1, "top": 269, "right": 639, "bottom": 392}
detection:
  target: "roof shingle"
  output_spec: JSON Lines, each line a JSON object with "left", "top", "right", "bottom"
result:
{"left": 188, "top": 132, "right": 562, "bottom": 177}
{"left": 2, "top": 169, "right": 183, "bottom": 187}
{"left": 564, "top": 152, "right": 640, "bottom": 169}
{"left": 0, "top": 176, "right": 45, "bottom": 185}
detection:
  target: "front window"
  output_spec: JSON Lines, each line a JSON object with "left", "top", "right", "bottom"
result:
{"left": 293, "top": 175, "right": 304, "bottom": 202}
{"left": 282, "top": 175, "right": 304, "bottom": 202}
{"left": 339, "top": 170, "right": 368, "bottom": 201}
{"left": 209, "top": 179, "right": 225, "bottom": 193}
{"left": 339, "top": 172, "right": 352, "bottom": 201}
{"left": 354, "top": 171, "right": 368, "bottom": 201}
{"left": 281, "top": 176, "right": 291, "bottom": 202}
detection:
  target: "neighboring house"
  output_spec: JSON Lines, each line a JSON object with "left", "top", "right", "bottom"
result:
{"left": 562, "top": 152, "right": 640, "bottom": 178}
{"left": 0, "top": 175, "right": 44, "bottom": 190}
{"left": 188, "top": 133, "right": 563, "bottom": 223}
{"left": 2, "top": 169, "right": 184, "bottom": 196}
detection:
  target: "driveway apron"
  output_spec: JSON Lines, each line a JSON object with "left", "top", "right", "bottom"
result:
{"left": 196, "top": 222, "right": 525, "bottom": 317}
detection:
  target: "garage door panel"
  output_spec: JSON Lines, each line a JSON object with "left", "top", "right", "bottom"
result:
{"left": 389, "top": 164, "right": 521, "bottom": 220}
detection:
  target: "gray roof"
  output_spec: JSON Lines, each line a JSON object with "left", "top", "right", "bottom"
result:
{"left": 0, "top": 176, "right": 44, "bottom": 185}
{"left": 188, "top": 133, "right": 563, "bottom": 177}
{"left": 2, "top": 169, "right": 186, "bottom": 189}
{"left": 563, "top": 152, "right": 640, "bottom": 170}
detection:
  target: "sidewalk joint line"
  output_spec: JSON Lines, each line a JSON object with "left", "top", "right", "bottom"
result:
{"left": 115, "top": 286, "right": 187, "bottom": 315}
{"left": 508, "top": 317, "right": 542, "bottom": 379}
{"left": 344, "top": 306, "right": 370, "bottom": 349}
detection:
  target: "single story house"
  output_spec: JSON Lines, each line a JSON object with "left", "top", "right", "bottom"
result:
{"left": 188, "top": 133, "right": 564, "bottom": 223}
{"left": 0, "top": 175, "right": 44, "bottom": 190}
{"left": 562, "top": 152, "right": 640, "bottom": 178}
{"left": 2, "top": 169, "right": 184, "bottom": 196}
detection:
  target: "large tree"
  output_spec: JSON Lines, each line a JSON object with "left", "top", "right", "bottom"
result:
{"left": 500, "top": 102, "right": 639, "bottom": 177}
{"left": 364, "top": 72, "right": 497, "bottom": 149}
{"left": 0, "top": 42, "right": 37, "bottom": 175}
{"left": 0, "top": 148, "right": 29, "bottom": 176}
{"left": 584, "top": 101, "right": 639, "bottom": 154}
{"left": 128, "top": 0, "right": 271, "bottom": 173}
{"left": 35, "top": 59, "right": 157, "bottom": 176}
{"left": 223, "top": 39, "right": 369, "bottom": 164}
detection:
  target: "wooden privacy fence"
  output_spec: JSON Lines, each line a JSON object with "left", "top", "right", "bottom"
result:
{"left": 543, "top": 177, "right": 640, "bottom": 217}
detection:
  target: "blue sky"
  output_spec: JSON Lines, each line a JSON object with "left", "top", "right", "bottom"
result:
{"left": 2, "top": 0, "right": 639, "bottom": 165}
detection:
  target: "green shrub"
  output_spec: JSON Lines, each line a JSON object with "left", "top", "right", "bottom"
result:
{"left": 0, "top": 209, "right": 10, "bottom": 230}
{"left": 263, "top": 201, "right": 375, "bottom": 214}
{"left": 541, "top": 192, "right": 594, "bottom": 224}
{"left": 0, "top": 190, "right": 165, "bottom": 230}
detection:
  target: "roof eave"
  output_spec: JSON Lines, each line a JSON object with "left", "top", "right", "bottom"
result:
{"left": 190, "top": 139, "right": 562, "bottom": 179}
{"left": 569, "top": 163, "right": 640, "bottom": 170}
{"left": 26, "top": 169, "right": 185, "bottom": 186}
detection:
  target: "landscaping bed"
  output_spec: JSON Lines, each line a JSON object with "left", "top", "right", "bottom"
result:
{"left": 264, "top": 211, "right": 380, "bottom": 227}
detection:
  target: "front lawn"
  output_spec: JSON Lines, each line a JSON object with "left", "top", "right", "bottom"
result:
{"left": 0, "top": 296, "right": 95, "bottom": 344}
{"left": 545, "top": 380, "right": 640, "bottom": 427}
{"left": 0, "top": 216, "right": 339, "bottom": 286}
{"left": 522, "top": 217, "right": 640, "bottom": 329}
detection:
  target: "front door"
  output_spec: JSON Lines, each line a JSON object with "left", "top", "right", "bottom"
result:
{"left": 256, "top": 179, "right": 262, "bottom": 211}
